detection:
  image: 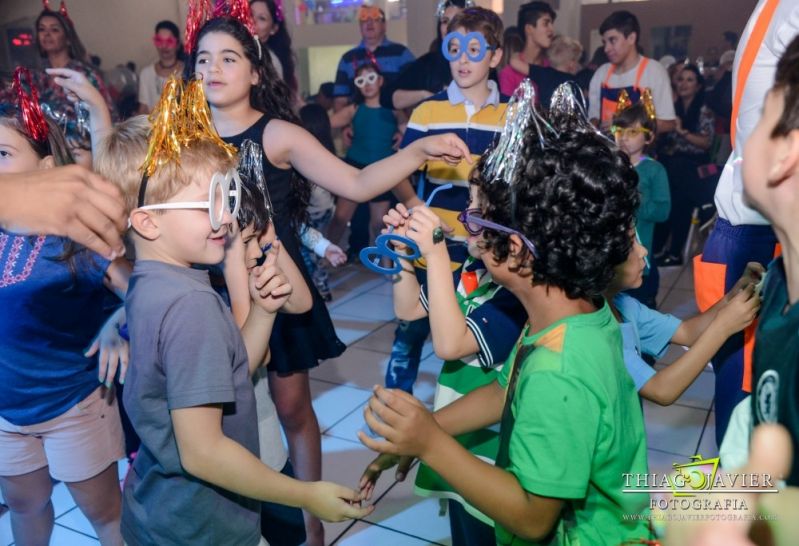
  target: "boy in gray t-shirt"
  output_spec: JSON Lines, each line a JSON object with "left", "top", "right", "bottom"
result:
{"left": 97, "top": 112, "right": 373, "bottom": 546}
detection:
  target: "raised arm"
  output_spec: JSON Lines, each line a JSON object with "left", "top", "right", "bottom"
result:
{"left": 381, "top": 205, "right": 426, "bottom": 321}
{"left": 46, "top": 68, "right": 113, "bottom": 159}
{"left": 403, "top": 206, "right": 478, "bottom": 360}
{"left": 262, "top": 120, "right": 470, "bottom": 203}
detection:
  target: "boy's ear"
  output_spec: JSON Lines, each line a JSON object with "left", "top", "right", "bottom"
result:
{"left": 769, "top": 130, "right": 799, "bottom": 186}
{"left": 490, "top": 47, "right": 504, "bottom": 69}
{"left": 38, "top": 155, "right": 55, "bottom": 169}
{"left": 129, "top": 209, "right": 161, "bottom": 241}
{"left": 508, "top": 233, "right": 534, "bottom": 270}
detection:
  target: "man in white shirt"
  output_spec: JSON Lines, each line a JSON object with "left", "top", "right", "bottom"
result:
{"left": 588, "top": 10, "right": 676, "bottom": 134}
{"left": 695, "top": 0, "right": 799, "bottom": 448}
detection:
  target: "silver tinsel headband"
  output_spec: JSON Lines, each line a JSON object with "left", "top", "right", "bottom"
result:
{"left": 238, "top": 139, "right": 274, "bottom": 221}
{"left": 435, "top": 0, "right": 476, "bottom": 18}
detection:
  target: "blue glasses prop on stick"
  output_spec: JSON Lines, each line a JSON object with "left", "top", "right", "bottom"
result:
{"left": 359, "top": 183, "right": 454, "bottom": 274}
{"left": 441, "top": 31, "right": 494, "bottom": 63}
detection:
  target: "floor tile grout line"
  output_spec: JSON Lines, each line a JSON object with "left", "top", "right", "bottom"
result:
{"left": 320, "top": 401, "right": 370, "bottom": 435}
{"left": 53, "top": 521, "right": 100, "bottom": 541}
{"left": 361, "top": 520, "right": 449, "bottom": 545}
{"left": 55, "top": 504, "right": 80, "bottom": 520}
{"left": 695, "top": 406, "right": 715, "bottom": 458}
{"left": 321, "top": 431, "right": 365, "bottom": 446}
{"left": 310, "top": 377, "right": 376, "bottom": 394}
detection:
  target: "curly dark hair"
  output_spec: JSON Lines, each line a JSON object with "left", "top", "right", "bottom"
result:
{"left": 472, "top": 118, "right": 640, "bottom": 299}
{"left": 186, "top": 16, "right": 311, "bottom": 228}
{"left": 237, "top": 174, "right": 272, "bottom": 234}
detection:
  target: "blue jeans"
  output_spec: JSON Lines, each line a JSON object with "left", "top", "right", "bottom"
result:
{"left": 385, "top": 317, "right": 430, "bottom": 393}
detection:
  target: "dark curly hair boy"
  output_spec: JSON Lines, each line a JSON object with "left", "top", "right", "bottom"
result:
{"left": 472, "top": 115, "right": 640, "bottom": 300}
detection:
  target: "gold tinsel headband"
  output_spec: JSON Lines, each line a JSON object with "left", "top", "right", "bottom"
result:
{"left": 615, "top": 88, "right": 657, "bottom": 121}
{"left": 138, "top": 75, "right": 237, "bottom": 206}
{"left": 140, "top": 75, "right": 236, "bottom": 178}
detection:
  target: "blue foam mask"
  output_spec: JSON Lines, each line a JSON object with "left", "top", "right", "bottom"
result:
{"left": 441, "top": 31, "right": 493, "bottom": 63}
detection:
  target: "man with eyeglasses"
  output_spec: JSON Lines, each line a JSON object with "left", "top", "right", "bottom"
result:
{"left": 332, "top": 5, "right": 415, "bottom": 112}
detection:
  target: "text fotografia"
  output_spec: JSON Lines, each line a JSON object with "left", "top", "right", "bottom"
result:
{"left": 622, "top": 454, "right": 779, "bottom": 497}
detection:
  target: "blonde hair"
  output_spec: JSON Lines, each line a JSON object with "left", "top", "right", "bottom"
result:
{"left": 95, "top": 115, "right": 238, "bottom": 216}
{"left": 548, "top": 35, "right": 583, "bottom": 72}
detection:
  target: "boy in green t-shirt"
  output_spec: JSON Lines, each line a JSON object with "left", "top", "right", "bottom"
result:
{"left": 359, "top": 103, "right": 653, "bottom": 544}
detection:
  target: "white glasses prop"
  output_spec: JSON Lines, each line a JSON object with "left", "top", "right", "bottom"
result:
{"left": 354, "top": 72, "right": 379, "bottom": 88}
{"left": 136, "top": 169, "right": 242, "bottom": 231}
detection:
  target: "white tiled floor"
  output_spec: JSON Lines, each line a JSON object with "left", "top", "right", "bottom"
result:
{"left": 0, "top": 260, "right": 716, "bottom": 546}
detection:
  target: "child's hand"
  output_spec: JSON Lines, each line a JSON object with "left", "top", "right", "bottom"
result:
{"left": 359, "top": 453, "right": 415, "bottom": 501}
{"left": 324, "top": 243, "right": 347, "bottom": 267}
{"left": 726, "top": 262, "right": 766, "bottom": 303}
{"left": 415, "top": 133, "right": 472, "bottom": 166}
{"left": 305, "top": 481, "right": 374, "bottom": 522}
{"left": 358, "top": 385, "right": 444, "bottom": 459}
{"left": 249, "top": 242, "right": 292, "bottom": 313}
{"left": 404, "top": 206, "right": 446, "bottom": 257}
{"left": 714, "top": 284, "right": 761, "bottom": 337}
{"left": 86, "top": 309, "right": 129, "bottom": 387}
{"left": 382, "top": 204, "right": 413, "bottom": 252}
{"left": 46, "top": 68, "right": 105, "bottom": 111}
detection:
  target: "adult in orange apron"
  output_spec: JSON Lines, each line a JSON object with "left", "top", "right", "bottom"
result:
{"left": 599, "top": 57, "right": 650, "bottom": 126}
{"left": 693, "top": 0, "right": 781, "bottom": 447}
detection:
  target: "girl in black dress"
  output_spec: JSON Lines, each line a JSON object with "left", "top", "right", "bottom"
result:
{"left": 187, "top": 16, "right": 470, "bottom": 546}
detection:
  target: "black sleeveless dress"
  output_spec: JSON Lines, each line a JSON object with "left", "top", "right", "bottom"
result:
{"left": 223, "top": 115, "right": 345, "bottom": 373}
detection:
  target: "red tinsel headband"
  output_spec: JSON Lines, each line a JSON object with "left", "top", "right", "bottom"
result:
{"left": 185, "top": 0, "right": 260, "bottom": 57}
{"left": 12, "top": 67, "right": 49, "bottom": 144}
{"left": 274, "top": 0, "right": 284, "bottom": 23}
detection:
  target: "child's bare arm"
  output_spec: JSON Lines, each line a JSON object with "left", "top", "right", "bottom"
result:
{"left": 641, "top": 285, "right": 760, "bottom": 406}
{"left": 172, "top": 404, "right": 374, "bottom": 521}
{"left": 266, "top": 121, "right": 471, "bottom": 203}
{"left": 260, "top": 224, "right": 312, "bottom": 314}
{"left": 434, "top": 380, "right": 505, "bottom": 435}
{"left": 405, "top": 206, "right": 479, "bottom": 360}
{"left": 672, "top": 262, "right": 764, "bottom": 346}
{"left": 383, "top": 205, "right": 427, "bottom": 320}
{"left": 46, "top": 68, "right": 113, "bottom": 156}
{"left": 359, "top": 387, "right": 563, "bottom": 541}
{"left": 103, "top": 257, "right": 132, "bottom": 298}
{"left": 223, "top": 231, "right": 251, "bottom": 327}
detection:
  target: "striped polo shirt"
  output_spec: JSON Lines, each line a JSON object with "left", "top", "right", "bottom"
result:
{"left": 400, "top": 81, "right": 509, "bottom": 252}
{"left": 333, "top": 38, "right": 415, "bottom": 98}
{"left": 414, "top": 256, "right": 527, "bottom": 523}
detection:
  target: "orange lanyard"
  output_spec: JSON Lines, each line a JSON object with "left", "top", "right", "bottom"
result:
{"left": 730, "top": 0, "right": 780, "bottom": 145}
